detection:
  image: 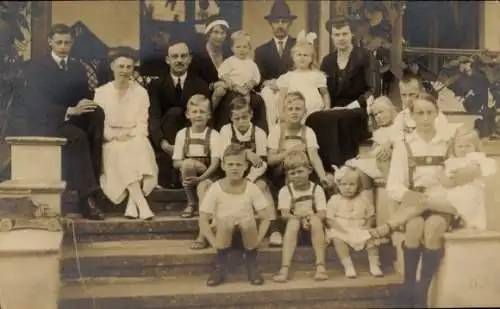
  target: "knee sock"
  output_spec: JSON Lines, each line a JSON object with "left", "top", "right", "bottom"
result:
{"left": 402, "top": 244, "right": 422, "bottom": 306}
{"left": 184, "top": 183, "right": 198, "bottom": 208}
{"left": 418, "top": 247, "right": 444, "bottom": 307}
{"left": 269, "top": 220, "right": 280, "bottom": 234}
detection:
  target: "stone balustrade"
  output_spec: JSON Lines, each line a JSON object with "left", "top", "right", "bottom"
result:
{"left": 0, "top": 136, "right": 66, "bottom": 309}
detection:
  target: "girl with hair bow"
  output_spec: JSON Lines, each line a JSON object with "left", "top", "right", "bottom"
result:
{"left": 273, "top": 30, "right": 331, "bottom": 123}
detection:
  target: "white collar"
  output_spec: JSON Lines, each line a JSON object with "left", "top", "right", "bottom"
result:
{"left": 274, "top": 36, "right": 289, "bottom": 46}
{"left": 171, "top": 72, "right": 187, "bottom": 84}
{"left": 51, "top": 51, "right": 68, "bottom": 65}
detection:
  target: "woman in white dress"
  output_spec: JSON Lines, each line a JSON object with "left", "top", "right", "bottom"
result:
{"left": 94, "top": 47, "right": 158, "bottom": 220}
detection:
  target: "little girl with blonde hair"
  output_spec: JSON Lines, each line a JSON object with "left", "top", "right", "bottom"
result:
{"left": 325, "top": 166, "right": 383, "bottom": 278}
{"left": 262, "top": 31, "right": 331, "bottom": 126}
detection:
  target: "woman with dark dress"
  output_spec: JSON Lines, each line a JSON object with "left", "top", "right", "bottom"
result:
{"left": 189, "top": 15, "right": 268, "bottom": 132}
{"left": 306, "top": 16, "right": 380, "bottom": 170}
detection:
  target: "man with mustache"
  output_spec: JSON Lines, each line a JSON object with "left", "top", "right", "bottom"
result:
{"left": 149, "top": 39, "right": 211, "bottom": 188}
{"left": 255, "top": 1, "right": 297, "bottom": 92}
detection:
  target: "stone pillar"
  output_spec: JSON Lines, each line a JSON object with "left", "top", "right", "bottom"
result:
{"left": 429, "top": 229, "right": 500, "bottom": 307}
{"left": 0, "top": 136, "right": 66, "bottom": 309}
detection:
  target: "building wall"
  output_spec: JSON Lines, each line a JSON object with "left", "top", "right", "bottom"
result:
{"left": 52, "top": 0, "right": 140, "bottom": 49}
{"left": 51, "top": 0, "right": 308, "bottom": 53}
{"left": 483, "top": 1, "right": 500, "bottom": 51}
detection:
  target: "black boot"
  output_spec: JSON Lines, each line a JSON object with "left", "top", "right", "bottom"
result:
{"left": 399, "top": 244, "right": 422, "bottom": 308}
{"left": 207, "top": 248, "right": 230, "bottom": 287}
{"left": 416, "top": 247, "right": 444, "bottom": 308}
{"left": 245, "top": 249, "right": 264, "bottom": 285}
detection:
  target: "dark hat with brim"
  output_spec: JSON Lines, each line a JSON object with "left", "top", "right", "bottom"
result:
{"left": 325, "top": 15, "right": 352, "bottom": 33}
{"left": 265, "top": 1, "right": 297, "bottom": 21}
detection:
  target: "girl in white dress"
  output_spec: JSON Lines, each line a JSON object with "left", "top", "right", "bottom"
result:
{"left": 94, "top": 47, "right": 158, "bottom": 220}
{"left": 325, "top": 166, "right": 383, "bottom": 278}
{"left": 268, "top": 31, "right": 330, "bottom": 125}
{"left": 443, "top": 126, "right": 496, "bottom": 230}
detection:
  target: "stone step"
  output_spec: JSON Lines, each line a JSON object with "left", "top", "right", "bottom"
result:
{"left": 62, "top": 188, "right": 187, "bottom": 215}
{"left": 61, "top": 239, "right": 396, "bottom": 281}
{"left": 63, "top": 213, "right": 198, "bottom": 242}
{"left": 59, "top": 271, "right": 402, "bottom": 309}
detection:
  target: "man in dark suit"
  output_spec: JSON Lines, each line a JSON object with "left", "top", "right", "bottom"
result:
{"left": 149, "top": 40, "right": 211, "bottom": 188}
{"left": 25, "top": 24, "right": 105, "bottom": 220}
{"left": 254, "top": 0, "right": 297, "bottom": 92}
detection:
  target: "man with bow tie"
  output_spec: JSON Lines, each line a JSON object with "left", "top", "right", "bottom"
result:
{"left": 25, "top": 23, "right": 106, "bottom": 220}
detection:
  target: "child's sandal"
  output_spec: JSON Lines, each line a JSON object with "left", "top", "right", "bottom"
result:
{"left": 272, "top": 265, "right": 290, "bottom": 283}
{"left": 314, "top": 263, "right": 328, "bottom": 281}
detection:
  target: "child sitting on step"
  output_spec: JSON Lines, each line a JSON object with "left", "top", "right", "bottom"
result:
{"left": 273, "top": 150, "right": 328, "bottom": 282}
{"left": 199, "top": 143, "right": 271, "bottom": 287}
{"left": 371, "top": 124, "right": 496, "bottom": 235}
{"left": 219, "top": 95, "right": 282, "bottom": 247}
{"left": 325, "top": 166, "right": 383, "bottom": 278}
{"left": 345, "top": 96, "right": 398, "bottom": 181}
{"left": 267, "top": 91, "right": 332, "bottom": 190}
{"left": 267, "top": 91, "right": 333, "bottom": 246}
{"left": 172, "top": 94, "right": 221, "bottom": 249}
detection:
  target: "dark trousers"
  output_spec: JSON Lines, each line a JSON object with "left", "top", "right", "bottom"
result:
{"left": 214, "top": 91, "right": 268, "bottom": 133}
{"left": 156, "top": 106, "right": 187, "bottom": 188}
{"left": 59, "top": 106, "right": 104, "bottom": 199}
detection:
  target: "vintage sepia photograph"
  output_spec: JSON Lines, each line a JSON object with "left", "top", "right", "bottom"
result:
{"left": 0, "top": 0, "right": 500, "bottom": 308}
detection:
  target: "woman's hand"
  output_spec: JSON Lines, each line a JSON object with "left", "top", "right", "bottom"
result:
{"left": 376, "top": 142, "right": 392, "bottom": 161}
{"left": 183, "top": 176, "right": 200, "bottom": 187}
{"left": 263, "top": 79, "right": 279, "bottom": 92}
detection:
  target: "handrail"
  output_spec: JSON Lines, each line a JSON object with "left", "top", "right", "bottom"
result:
{"left": 404, "top": 47, "right": 500, "bottom": 56}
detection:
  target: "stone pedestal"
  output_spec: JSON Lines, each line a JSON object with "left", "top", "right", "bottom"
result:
{"left": 429, "top": 229, "right": 500, "bottom": 308}
{"left": 0, "top": 227, "right": 63, "bottom": 309}
{"left": 6, "top": 136, "right": 66, "bottom": 182}
{"left": 2, "top": 137, "right": 67, "bottom": 216}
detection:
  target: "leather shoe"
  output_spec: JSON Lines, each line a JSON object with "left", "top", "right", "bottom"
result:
{"left": 83, "top": 197, "right": 105, "bottom": 221}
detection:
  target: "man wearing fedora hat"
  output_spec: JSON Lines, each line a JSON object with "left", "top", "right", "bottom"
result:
{"left": 254, "top": 0, "right": 297, "bottom": 91}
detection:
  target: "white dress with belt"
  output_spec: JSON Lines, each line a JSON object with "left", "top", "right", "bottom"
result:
{"left": 94, "top": 81, "right": 158, "bottom": 204}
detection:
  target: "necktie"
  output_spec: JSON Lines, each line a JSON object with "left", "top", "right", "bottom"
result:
{"left": 175, "top": 77, "right": 182, "bottom": 97}
{"left": 277, "top": 41, "right": 284, "bottom": 57}
{"left": 60, "top": 59, "right": 67, "bottom": 71}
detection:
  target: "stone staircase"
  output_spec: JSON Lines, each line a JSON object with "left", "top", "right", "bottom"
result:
{"left": 59, "top": 195, "right": 403, "bottom": 309}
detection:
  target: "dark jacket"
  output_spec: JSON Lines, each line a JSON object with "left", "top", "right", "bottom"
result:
{"left": 254, "top": 37, "right": 296, "bottom": 85}
{"left": 320, "top": 47, "right": 380, "bottom": 108}
{"left": 148, "top": 67, "right": 211, "bottom": 147}
{"left": 25, "top": 55, "right": 92, "bottom": 133}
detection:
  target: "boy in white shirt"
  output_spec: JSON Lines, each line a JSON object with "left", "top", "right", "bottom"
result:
{"left": 172, "top": 94, "right": 221, "bottom": 248}
{"left": 219, "top": 96, "right": 282, "bottom": 246}
{"left": 215, "top": 30, "right": 261, "bottom": 107}
{"left": 199, "top": 143, "right": 271, "bottom": 287}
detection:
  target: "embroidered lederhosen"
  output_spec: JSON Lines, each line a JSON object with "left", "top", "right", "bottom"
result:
{"left": 286, "top": 183, "right": 318, "bottom": 217}
{"left": 402, "top": 139, "right": 461, "bottom": 229}
{"left": 231, "top": 125, "right": 257, "bottom": 153}
{"left": 182, "top": 128, "right": 212, "bottom": 167}
{"left": 402, "top": 139, "right": 447, "bottom": 192}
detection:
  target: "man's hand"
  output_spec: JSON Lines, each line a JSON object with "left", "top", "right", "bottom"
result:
{"left": 160, "top": 140, "right": 174, "bottom": 156}
{"left": 263, "top": 79, "right": 279, "bottom": 92}
{"left": 246, "top": 150, "right": 263, "bottom": 168}
{"left": 68, "top": 99, "right": 99, "bottom": 117}
{"left": 402, "top": 190, "right": 428, "bottom": 208}
{"left": 320, "top": 177, "right": 333, "bottom": 190}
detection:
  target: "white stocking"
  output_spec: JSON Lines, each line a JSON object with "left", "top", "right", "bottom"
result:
{"left": 127, "top": 181, "right": 155, "bottom": 219}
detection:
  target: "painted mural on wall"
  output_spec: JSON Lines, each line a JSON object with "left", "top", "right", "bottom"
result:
{"left": 144, "top": 0, "right": 187, "bottom": 22}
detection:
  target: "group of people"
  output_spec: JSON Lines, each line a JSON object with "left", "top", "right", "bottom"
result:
{"left": 22, "top": 1, "right": 496, "bottom": 308}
